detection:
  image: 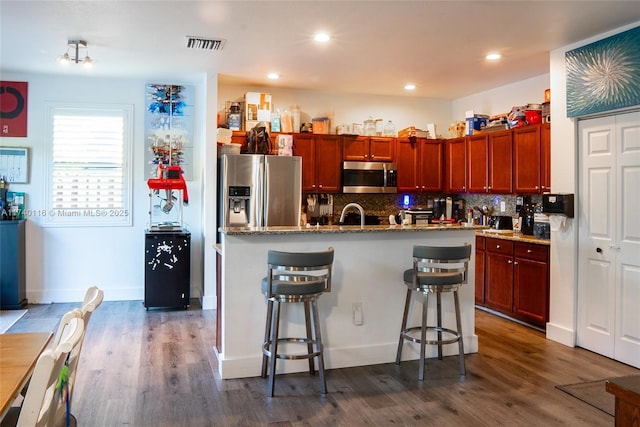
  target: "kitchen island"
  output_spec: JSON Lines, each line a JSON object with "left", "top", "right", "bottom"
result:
{"left": 216, "top": 224, "right": 483, "bottom": 379}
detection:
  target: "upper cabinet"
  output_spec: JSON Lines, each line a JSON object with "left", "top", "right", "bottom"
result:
{"left": 445, "top": 137, "right": 467, "bottom": 193}
{"left": 343, "top": 136, "right": 395, "bottom": 162}
{"left": 467, "top": 130, "right": 512, "bottom": 193}
{"left": 513, "top": 124, "right": 551, "bottom": 194}
{"left": 293, "top": 134, "right": 342, "bottom": 193}
{"left": 396, "top": 137, "right": 443, "bottom": 192}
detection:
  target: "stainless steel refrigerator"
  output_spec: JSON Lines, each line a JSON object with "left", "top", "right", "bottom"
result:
{"left": 220, "top": 154, "right": 302, "bottom": 229}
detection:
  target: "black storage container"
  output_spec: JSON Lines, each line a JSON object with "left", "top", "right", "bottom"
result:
{"left": 542, "top": 193, "right": 574, "bottom": 218}
{"left": 144, "top": 230, "right": 191, "bottom": 310}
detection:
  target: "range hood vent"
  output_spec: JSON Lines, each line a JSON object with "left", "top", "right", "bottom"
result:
{"left": 185, "top": 36, "right": 226, "bottom": 51}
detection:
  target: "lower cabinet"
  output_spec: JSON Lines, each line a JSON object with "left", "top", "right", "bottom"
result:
{"left": 476, "top": 236, "right": 549, "bottom": 328}
{"left": 0, "top": 220, "right": 27, "bottom": 309}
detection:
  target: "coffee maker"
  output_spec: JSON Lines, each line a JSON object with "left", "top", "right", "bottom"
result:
{"left": 517, "top": 195, "right": 535, "bottom": 235}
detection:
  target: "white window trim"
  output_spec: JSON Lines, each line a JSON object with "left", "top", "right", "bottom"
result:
{"left": 44, "top": 102, "right": 133, "bottom": 227}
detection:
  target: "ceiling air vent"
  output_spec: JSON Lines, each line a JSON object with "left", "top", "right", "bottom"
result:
{"left": 185, "top": 36, "right": 226, "bottom": 51}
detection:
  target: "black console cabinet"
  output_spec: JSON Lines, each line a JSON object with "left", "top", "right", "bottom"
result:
{"left": 0, "top": 220, "right": 27, "bottom": 310}
{"left": 144, "top": 230, "right": 191, "bottom": 310}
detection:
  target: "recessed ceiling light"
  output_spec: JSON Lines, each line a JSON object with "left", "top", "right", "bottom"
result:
{"left": 267, "top": 73, "right": 280, "bottom": 80}
{"left": 404, "top": 84, "right": 416, "bottom": 91}
{"left": 314, "top": 32, "right": 330, "bottom": 43}
{"left": 486, "top": 52, "right": 501, "bottom": 61}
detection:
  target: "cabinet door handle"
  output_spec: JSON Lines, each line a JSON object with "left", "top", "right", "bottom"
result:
{"left": 507, "top": 259, "right": 512, "bottom": 264}
{"left": 527, "top": 249, "right": 532, "bottom": 253}
{"left": 318, "top": 184, "right": 323, "bottom": 189}
{"left": 371, "top": 154, "right": 375, "bottom": 159}
{"left": 535, "top": 185, "right": 539, "bottom": 190}
{"left": 496, "top": 244, "right": 500, "bottom": 249}
{"left": 513, "top": 261, "right": 518, "bottom": 265}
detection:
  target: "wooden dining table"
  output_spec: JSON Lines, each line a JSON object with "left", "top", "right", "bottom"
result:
{"left": 0, "top": 332, "right": 53, "bottom": 420}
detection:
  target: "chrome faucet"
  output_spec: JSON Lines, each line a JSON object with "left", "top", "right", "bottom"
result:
{"left": 339, "top": 202, "right": 365, "bottom": 227}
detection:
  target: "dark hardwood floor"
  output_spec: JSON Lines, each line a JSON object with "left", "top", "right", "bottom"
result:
{"left": 8, "top": 300, "right": 639, "bottom": 426}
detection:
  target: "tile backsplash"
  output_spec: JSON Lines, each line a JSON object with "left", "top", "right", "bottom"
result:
{"left": 304, "top": 192, "right": 542, "bottom": 225}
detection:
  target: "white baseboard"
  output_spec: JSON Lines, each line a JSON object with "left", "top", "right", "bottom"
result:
{"left": 546, "top": 322, "right": 576, "bottom": 347}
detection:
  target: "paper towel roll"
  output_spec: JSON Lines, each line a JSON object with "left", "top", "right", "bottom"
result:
{"left": 549, "top": 215, "right": 566, "bottom": 231}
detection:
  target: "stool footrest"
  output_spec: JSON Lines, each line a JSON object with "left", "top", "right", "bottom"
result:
{"left": 263, "top": 337, "right": 322, "bottom": 360}
{"left": 400, "top": 326, "right": 461, "bottom": 346}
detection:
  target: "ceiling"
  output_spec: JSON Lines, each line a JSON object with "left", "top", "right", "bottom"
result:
{"left": 2, "top": 1, "right": 640, "bottom": 99}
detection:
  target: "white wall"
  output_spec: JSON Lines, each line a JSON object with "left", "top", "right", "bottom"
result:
{"left": 0, "top": 71, "right": 207, "bottom": 304}
{"left": 218, "top": 84, "right": 454, "bottom": 138}
{"left": 452, "top": 74, "right": 550, "bottom": 118}
{"left": 545, "top": 20, "right": 640, "bottom": 347}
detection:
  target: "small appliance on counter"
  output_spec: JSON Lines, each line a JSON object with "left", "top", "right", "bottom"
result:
{"left": 520, "top": 203, "right": 536, "bottom": 235}
{"left": 405, "top": 210, "right": 433, "bottom": 225}
{"left": 494, "top": 215, "right": 513, "bottom": 230}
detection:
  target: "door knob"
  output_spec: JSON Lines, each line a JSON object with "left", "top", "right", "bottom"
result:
{"left": 596, "top": 247, "right": 602, "bottom": 253}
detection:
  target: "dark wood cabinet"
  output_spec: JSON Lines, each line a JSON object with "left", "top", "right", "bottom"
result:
{"left": 445, "top": 137, "right": 467, "bottom": 193}
{"left": 293, "top": 134, "right": 342, "bottom": 193}
{"left": 396, "top": 137, "right": 443, "bottom": 192}
{"left": 513, "top": 242, "right": 549, "bottom": 327}
{"left": 343, "top": 135, "right": 394, "bottom": 162}
{"left": 475, "top": 236, "right": 485, "bottom": 305}
{"left": 485, "top": 239, "right": 514, "bottom": 313}
{"left": 467, "top": 131, "right": 512, "bottom": 193}
{"left": 541, "top": 123, "right": 551, "bottom": 192}
{"left": 503, "top": 123, "right": 552, "bottom": 194}
{"left": 476, "top": 236, "right": 550, "bottom": 328}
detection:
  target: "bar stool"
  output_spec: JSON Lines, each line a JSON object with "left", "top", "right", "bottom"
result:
{"left": 395, "top": 244, "right": 471, "bottom": 381}
{"left": 260, "top": 247, "right": 334, "bottom": 397}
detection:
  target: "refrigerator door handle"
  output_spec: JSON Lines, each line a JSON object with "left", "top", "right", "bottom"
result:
{"left": 258, "top": 160, "right": 266, "bottom": 227}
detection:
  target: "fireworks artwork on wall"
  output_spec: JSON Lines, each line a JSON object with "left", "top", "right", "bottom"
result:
{"left": 566, "top": 26, "right": 640, "bottom": 118}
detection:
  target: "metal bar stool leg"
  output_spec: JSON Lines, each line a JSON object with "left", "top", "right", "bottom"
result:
{"left": 419, "top": 292, "right": 428, "bottom": 381}
{"left": 304, "top": 300, "right": 316, "bottom": 374}
{"left": 436, "top": 292, "right": 443, "bottom": 360}
{"left": 267, "top": 300, "right": 281, "bottom": 397}
{"left": 310, "top": 298, "right": 327, "bottom": 394}
{"left": 396, "top": 287, "right": 412, "bottom": 364}
{"left": 454, "top": 290, "right": 466, "bottom": 376}
{"left": 261, "top": 299, "right": 274, "bottom": 378}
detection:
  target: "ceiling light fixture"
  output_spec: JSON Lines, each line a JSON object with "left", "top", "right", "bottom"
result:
{"left": 57, "top": 40, "right": 95, "bottom": 68}
{"left": 486, "top": 52, "right": 501, "bottom": 61}
{"left": 267, "top": 73, "right": 280, "bottom": 80}
{"left": 314, "top": 32, "right": 330, "bottom": 43}
{"left": 404, "top": 84, "right": 416, "bottom": 91}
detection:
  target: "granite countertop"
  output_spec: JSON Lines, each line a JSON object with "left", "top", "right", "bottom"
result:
{"left": 475, "top": 229, "right": 551, "bottom": 246}
{"left": 220, "top": 223, "right": 486, "bottom": 236}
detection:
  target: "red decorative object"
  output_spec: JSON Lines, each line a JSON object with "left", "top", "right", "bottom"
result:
{"left": 0, "top": 81, "right": 28, "bottom": 137}
{"left": 147, "top": 164, "right": 189, "bottom": 204}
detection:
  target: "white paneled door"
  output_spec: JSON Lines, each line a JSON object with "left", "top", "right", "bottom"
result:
{"left": 578, "top": 111, "right": 640, "bottom": 369}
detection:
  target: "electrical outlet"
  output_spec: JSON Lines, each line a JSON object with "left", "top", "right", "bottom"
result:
{"left": 352, "top": 302, "right": 363, "bottom": 326}
{"left": 500, "top": 201, "right": 506, "bottom": 212}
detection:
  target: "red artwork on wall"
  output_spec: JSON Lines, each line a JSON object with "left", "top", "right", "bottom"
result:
{"left": 0, "top": 81, "right": 28, "bottom": 137}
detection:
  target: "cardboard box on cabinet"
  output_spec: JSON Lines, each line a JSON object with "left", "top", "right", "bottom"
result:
{"left": 244, "top": 92, "right": 272, "bottom": 125}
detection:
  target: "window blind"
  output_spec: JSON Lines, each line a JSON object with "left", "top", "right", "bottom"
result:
{"left": 46, "top": 104, "right": 132, "bottom": 226}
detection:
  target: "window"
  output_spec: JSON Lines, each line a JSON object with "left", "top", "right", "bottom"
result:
{"left": 45, "top": 103, "right": 133, "bottom": 226}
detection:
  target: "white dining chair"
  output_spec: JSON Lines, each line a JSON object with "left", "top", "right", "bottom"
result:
{"left": 13, "top": 311, "right": 84, "bottom": 427}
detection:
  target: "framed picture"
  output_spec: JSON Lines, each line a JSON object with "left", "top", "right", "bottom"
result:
{"left": 566, "top": 26, "right": 640, "bottom": 117}
{"left": 0, "top": 81, "right": 28, "bottom": 137}
{"left": 0, "top": 146, "right": 29, "bottom": 183}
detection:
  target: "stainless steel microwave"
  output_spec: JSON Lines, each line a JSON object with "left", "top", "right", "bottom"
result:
{"left": 342, "top": 161, "right": 397, "bottom": 194}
